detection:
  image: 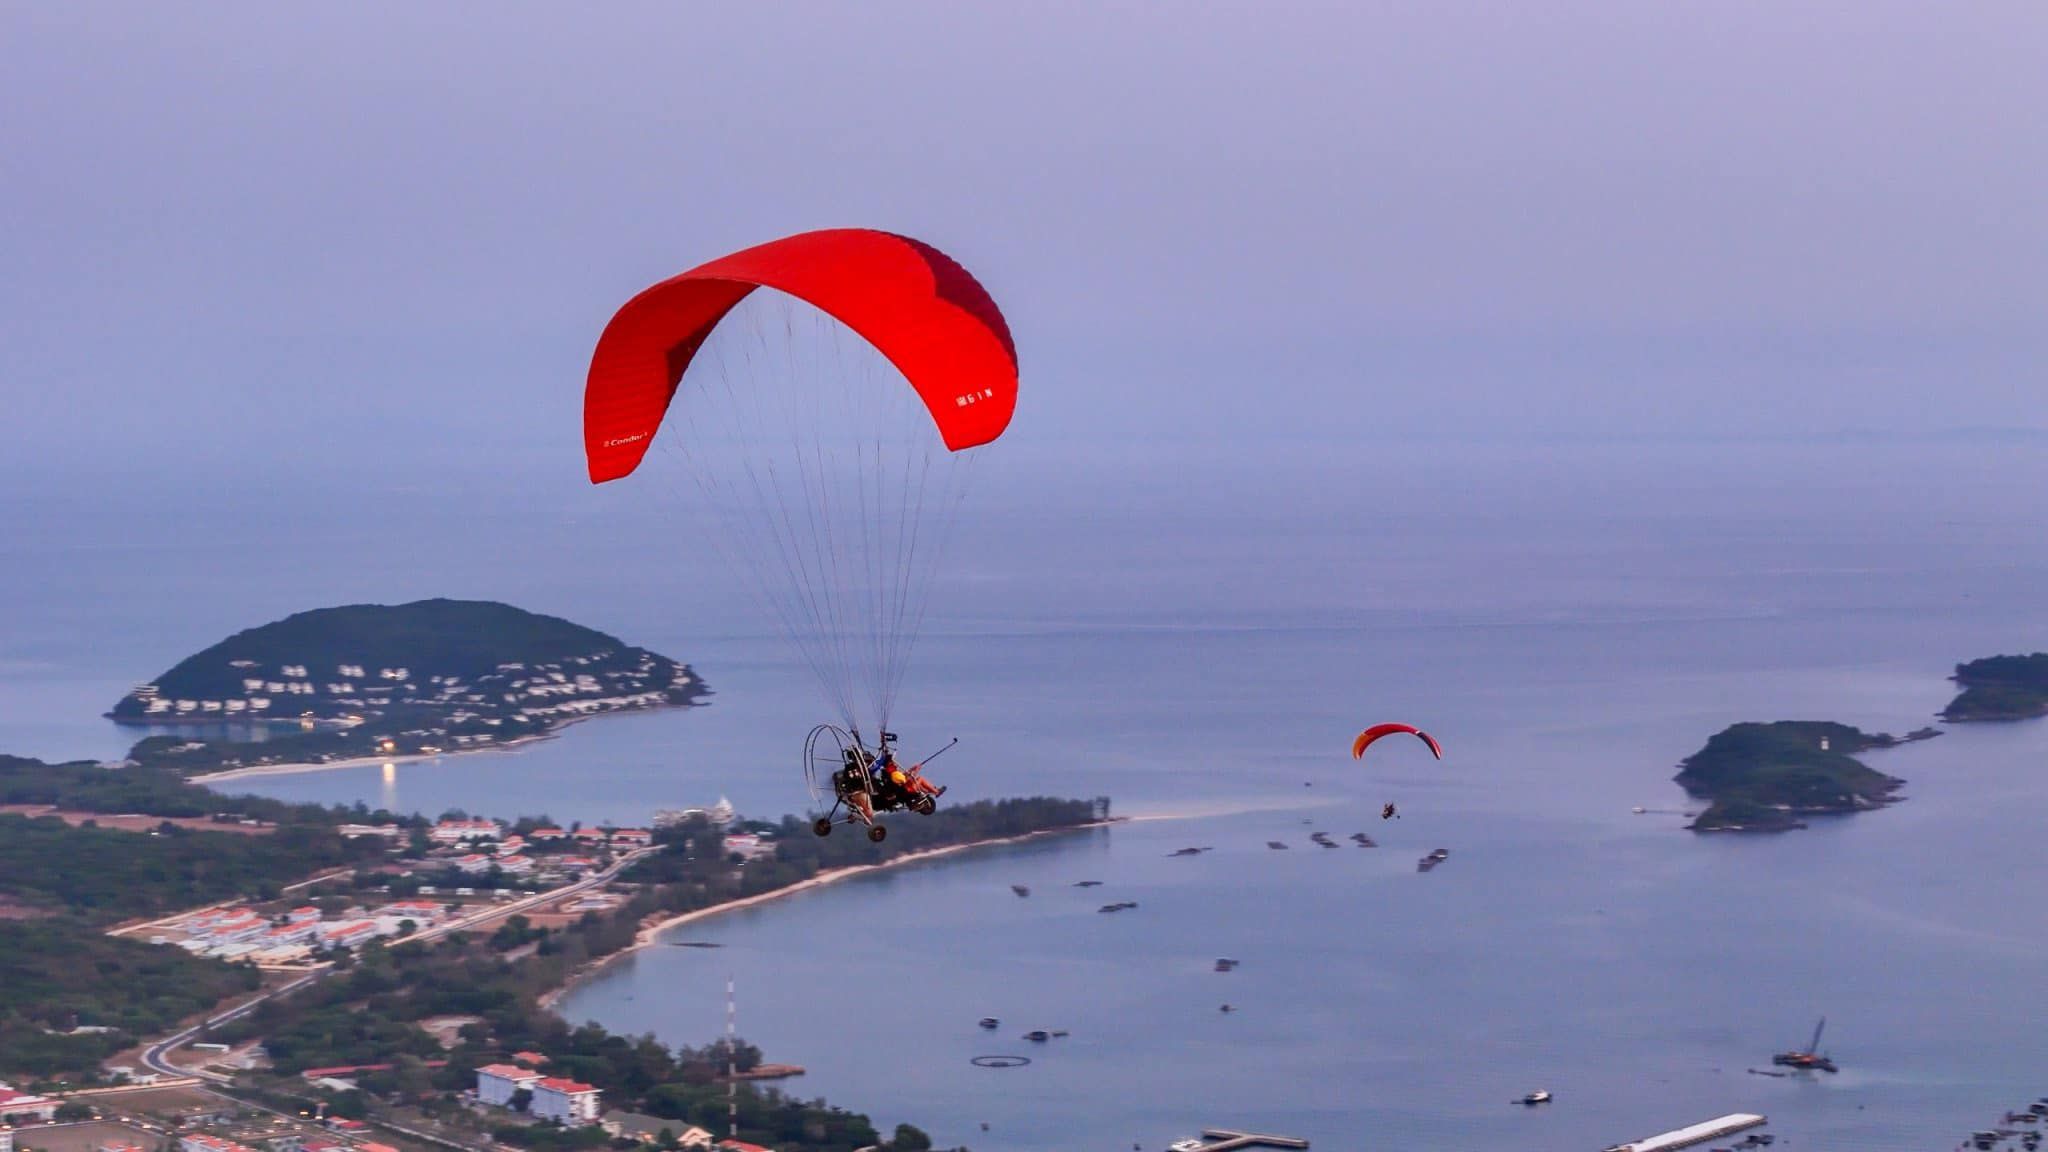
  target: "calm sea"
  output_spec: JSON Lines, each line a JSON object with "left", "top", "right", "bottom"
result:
{"left": 4, "top": 443, "right": 2046, "bottom": 1149}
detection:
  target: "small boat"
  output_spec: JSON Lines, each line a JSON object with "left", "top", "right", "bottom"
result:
{"left": 1073, "top": 880, "right": 1103, "bottom": 887}
{"left": 1168, "top": 1140, "right": 1207, "bottom": 1152}
{"left": 1098, "top": 901, "right": 1139, "bottom": 913}
{"left": 1050, "top": 1029, "right": 1069, "bottom": 1038}
{"left": 1011, "top": 885, "right": 1030, "bottom": 897}
{"left": 1518, "top": 1090, "right": 1552, "bottom": 1106}
{"left": 977, "top": 1017, "right": 999, "bottom": 1029}
{"left": 1214, "top": 958, "right": 1239, "bottom": 972}
{"left": 1772, "top": 1016, "right": 1839, "bottom": 1073}
{"left": 1024, "top": 1030, "right": 1051, "bottom": 1043}
{"left": 1267, "top": 841, "right": 1289, "bottom": 850}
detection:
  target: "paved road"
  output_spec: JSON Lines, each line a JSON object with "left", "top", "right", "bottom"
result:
{"left": 140, "top": 970, "right": 326, "bottom": 1082}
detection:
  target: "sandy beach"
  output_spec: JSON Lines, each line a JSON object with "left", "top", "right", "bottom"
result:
{"left": 537, "top": 819, "right": 1121, "bottom": 1012}
{"left": 181, "top": 713, "right": 611, "bottom": 784}
{"left": 175, "top": 697, "right": 710, "bottom": 786}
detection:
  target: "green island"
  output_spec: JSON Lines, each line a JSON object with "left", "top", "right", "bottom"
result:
{"left": 1, "top": 747, "right": 1103, "bottom": 1151}
{"left": 1673, "top": 720, "right": 1937, "bottom": 833}
{"left": 107, "top": 599, "right": 707, "bottom": 775}
{"left": 1939, "top": 652, "right": 2048, "bottom": 721}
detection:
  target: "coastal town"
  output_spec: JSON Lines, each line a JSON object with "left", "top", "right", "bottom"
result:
{"left": 118, "top": 804, "right": 744, "bottom": 967}
{"left": 0, "top": 741, "right": 1099, "bottom": 1152}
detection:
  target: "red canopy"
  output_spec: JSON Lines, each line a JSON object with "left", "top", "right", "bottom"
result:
{"left": 584, "top": 229, "right": 1018, "bottom": 483}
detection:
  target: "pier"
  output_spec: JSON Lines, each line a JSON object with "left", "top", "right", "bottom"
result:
{"left": 1602, "top": 1113, "right": 1766, "bottom": 1152}
{"left": 1192, "top": 1129, "right": 1310, "bottom": 1150}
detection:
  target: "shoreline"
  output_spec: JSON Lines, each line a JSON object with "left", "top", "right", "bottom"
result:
{"left": 180, "top": 704, "right": 696, "bottom": 785}
{"left": 537, "top": 819, "right": 1122, "bottom": 1012}
{"left": 182, "top": 733, "right": 557, "bottom": 784}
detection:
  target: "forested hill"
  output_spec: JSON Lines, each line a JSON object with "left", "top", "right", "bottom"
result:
{"left": 105, "top": 599, "right": 706, "bottom": 771}
{"left": 1674, "top": 720, "right": 1933, "bottom": 832}
{"left": 1941, "top": 653, "right": 2048, "bottom": 721}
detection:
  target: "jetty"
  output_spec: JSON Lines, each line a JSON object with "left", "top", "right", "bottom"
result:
{"left": 1602, "top": 1113, "right": 1766, "bottom": 1152}
{"left": 1187, "top": 1129, "right": 1310, "bottom": 1150}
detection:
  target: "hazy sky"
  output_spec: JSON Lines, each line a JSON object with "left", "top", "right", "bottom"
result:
{"left": 3, "top": 3, "right": 2044, "bottom": 485}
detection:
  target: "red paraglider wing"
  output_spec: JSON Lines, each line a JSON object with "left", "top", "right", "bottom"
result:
{"left": 1351, "top": 723, "right": 1444, "bottom": 761}
{"left": 584, "top": 229, "right": 1018, "bottom": 483}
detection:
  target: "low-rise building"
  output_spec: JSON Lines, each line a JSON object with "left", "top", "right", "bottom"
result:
{"left": 260, "top": 922, "right": 319, "bottom": 946}
{"left": 721, "top": 834, "right": 775, "bottom": 861}
{"left": 531, "top": 1077, "right": 602, "bottom": 1126}
{"left": 180, "top": 1135, "right": 258, "bottom": 1152}
{"left": 0, "top": 1088, "right": 59, "bottom": 1123}
{"left": 476, "top": 1064, "right": 540, "bottom": 1108}
{"left": 431, "top": 819, "right": 503, "bottom": 844}
{"left": 316, "top": 920, "right": 381, "bottom": 950}
{"left": 602, "top": 1112, "right": 712, "bottom": 1147}
{"left": 608, "top": 828, "right": 652, "bottom": 847}
{"left": 715, "top": 1141, "right": 775, "bottom": 1152}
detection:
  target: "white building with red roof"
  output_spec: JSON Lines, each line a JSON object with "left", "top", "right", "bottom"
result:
{"left": 475, "top": 1064, "right": 540, "bottom": 1108}
{"left": 0, "top": 1086, "right": 58, "bottom": 1123}
{"left": 531, "top": 1077, "right": 602, "bottom": 1126}
{"left": 430, "top": 819, "right": 503, "bottom": 844}
{"left": 317, "top": 920, "right": 381, "bottom": 949}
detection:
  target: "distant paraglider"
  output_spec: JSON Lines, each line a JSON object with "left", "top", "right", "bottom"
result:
{"left": 1351, "top": 723, "right": 1443, "bottom": 762}
{"left": 1353, "top": 722, "right": 1441, "bottom": 824}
